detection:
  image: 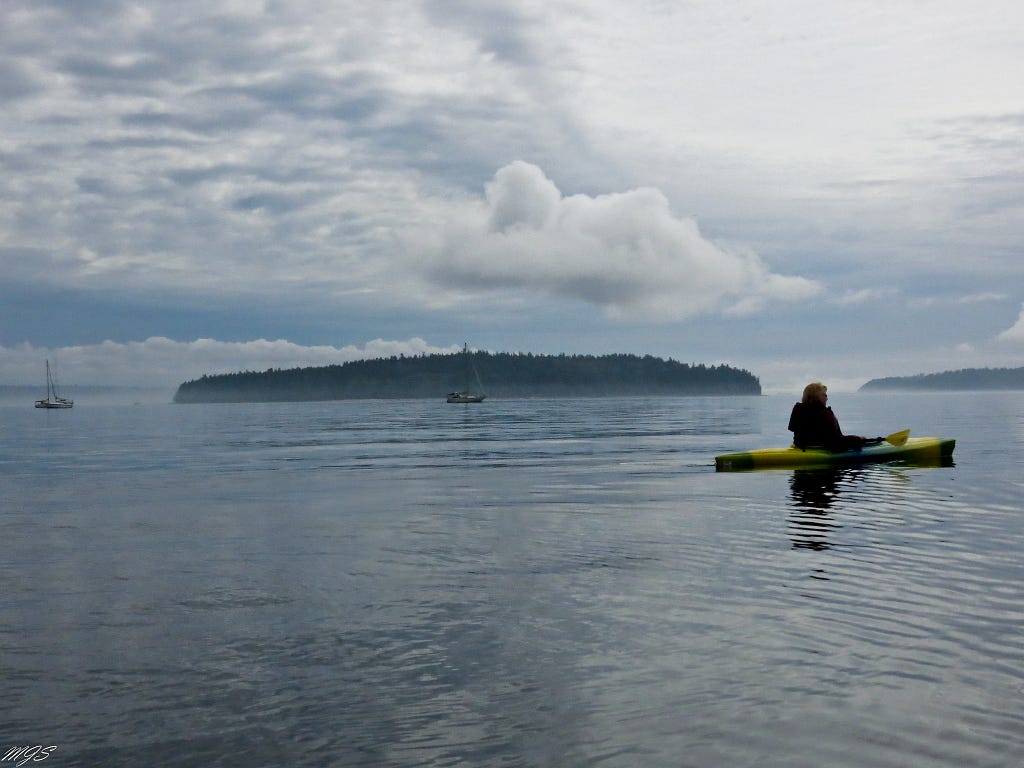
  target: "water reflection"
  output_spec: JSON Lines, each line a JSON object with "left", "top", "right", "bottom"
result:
{"left": 787, "top": 456, "right": 956, "bottom": 551}
{"left": 788, "top": 468, "right": 855, "bottom": 551}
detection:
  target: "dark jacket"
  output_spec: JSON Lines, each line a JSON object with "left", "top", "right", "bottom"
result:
{"left": 788, "top": 401, "right": 861, "bottom": 451}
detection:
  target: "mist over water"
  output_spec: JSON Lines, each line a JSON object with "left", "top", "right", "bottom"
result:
{"left": 0, "top": 385, "right": 176, "bottom": 408}
{"left": 3, "top": 393, "right": 1023, "bottom": 767}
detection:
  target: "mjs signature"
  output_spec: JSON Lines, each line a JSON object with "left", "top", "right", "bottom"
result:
{"left": 2, "top": 746, "right": 57, "bottom": 767}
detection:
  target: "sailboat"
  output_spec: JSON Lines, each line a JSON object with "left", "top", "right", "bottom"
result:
{"left": 35, "top": 360, "right": 74, "bottom": 409}
{"left": 446, "top": 343, "right": 486, "bottom": 403}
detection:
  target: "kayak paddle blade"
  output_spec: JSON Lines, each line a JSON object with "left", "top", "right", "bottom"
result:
{"left": 885, "top": 429, "right": 911, "bottom": 447}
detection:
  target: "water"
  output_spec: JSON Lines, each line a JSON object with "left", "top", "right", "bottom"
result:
{"left": 2, "top": 392, "right": 1023, "bottom": 767}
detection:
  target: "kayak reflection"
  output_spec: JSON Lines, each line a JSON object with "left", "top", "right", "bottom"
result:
{"left": 788, "top": 467, "right": 857, "bottom": 551}
{"left": 787, "top": 456, "right": 955, "bottom": 551}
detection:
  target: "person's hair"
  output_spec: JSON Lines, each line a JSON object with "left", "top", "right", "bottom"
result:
{"left": 802, "top": 382, "right": 827, "bottom": 404}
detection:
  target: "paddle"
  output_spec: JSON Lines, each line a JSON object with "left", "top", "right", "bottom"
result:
{"left": 884, "top": 429, "right": 911, "bottom": 446}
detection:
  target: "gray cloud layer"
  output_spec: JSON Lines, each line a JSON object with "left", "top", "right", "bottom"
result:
{"left": 2, "top": 0, "right": 1024, "bottom": 390}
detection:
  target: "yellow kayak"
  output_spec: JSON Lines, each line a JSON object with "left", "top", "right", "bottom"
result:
{"left": 715, "top": 435, "right": 955, "bottom": 471}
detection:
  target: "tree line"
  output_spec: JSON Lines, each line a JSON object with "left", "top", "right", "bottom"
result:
{"left": 173, "top": 351, "right": 761, "bottom": 403}
{"left": 860, "top": 366, "right": 1024, "bottom": 391}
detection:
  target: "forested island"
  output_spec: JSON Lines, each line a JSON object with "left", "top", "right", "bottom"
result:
{"left": 860, "top": 366, "right": 1024, "bottom": 391}
{"left": 173, "top": 351, "right": 761, "bottom": 403}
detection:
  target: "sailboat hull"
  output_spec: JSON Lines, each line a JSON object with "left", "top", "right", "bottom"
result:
{"left": 446, "top": 394, "right": 486, "bottom": 403}
{"left": 35, "top": 399, "right": 74, "bottom": 409}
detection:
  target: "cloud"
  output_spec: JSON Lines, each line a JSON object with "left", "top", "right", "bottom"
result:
{"left": 958, "top": 292, "right": 1010, "bottom": 304}
{"left": 1, "top": 337, "right": 459, "bottom": 388}
{"left": 0, "top": 57, "right": 43, "bottom": 102}
{"left": 421, "top": 0, "right": 551, "bottom": 67}
{"left": 997, "top": 304, "right": 1024, "bottom": 343}
{"left": 0, "top": 2, "right": 594, "bottom": 315}
{"left": 411, "top": 161, "right": 820, "bottom": 320}
{"left": 833, "top": 287, "right": 897, "bottom": 306}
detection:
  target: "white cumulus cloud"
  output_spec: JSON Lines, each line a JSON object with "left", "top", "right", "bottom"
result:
{"left": 997, "top": 304, "right": 1024, "bottom": 343}
{"left": 410, "top": 161, "right": 820, "bottom": 321}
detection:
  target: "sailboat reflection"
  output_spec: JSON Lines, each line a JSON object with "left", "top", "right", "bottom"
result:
{"left": 787, "top": 467, "right": 858, "bottom": 551}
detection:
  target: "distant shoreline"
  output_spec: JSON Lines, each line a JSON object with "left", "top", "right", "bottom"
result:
{"left": 860, "top": 366, "right": 1024, "bottom": 392}
{"left": 174, "top": 351, "right": 762, "bottom": 404}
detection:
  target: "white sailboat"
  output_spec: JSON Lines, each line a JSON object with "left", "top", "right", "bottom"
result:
{"left": 446, "top": 343, "right": 486, "bottom": 403}
{"left": 35, "top": 360, "right": 74, "bottom": 409}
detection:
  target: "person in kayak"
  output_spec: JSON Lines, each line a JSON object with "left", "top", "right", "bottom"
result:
{"left": 788, "top": 382, "right": 878, "bottom": 451}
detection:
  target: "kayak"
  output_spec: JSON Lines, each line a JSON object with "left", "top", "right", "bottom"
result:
{"left": 715, "top": 436, "right": 955, "bottom": 471}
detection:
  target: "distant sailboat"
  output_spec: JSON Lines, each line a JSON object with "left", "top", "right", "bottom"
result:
{"left": 35, "top": 360, "right": 74, "bottom": 409}
{"left": 446, "top": 343, "right": 486, "bottom": 403}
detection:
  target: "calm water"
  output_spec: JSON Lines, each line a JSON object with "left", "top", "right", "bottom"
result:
{"left": 2, "top": 392, "right": 1023, "bottom": 767}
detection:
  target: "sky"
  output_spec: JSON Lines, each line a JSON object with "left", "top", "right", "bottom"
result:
{"left": 3, "top": 0, "right": 1024, "bottom": 395}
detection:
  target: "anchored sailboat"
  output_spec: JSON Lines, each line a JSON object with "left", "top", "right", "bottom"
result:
{"left": 35, "top": 360, "right": 74, "bottom": 409}
{"left": 446, "top": 343, "right": 486, "bottom": 403}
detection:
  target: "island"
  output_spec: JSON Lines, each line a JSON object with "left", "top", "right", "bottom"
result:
{"left": 860, "top": 366, "right": 1024, "bottom": 391}
{"left": 173, "top": 351, "right": 761, "bottom": 403}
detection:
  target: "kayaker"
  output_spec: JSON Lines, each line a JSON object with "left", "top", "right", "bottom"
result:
{"left": 788, "top": 382, "right": 872, "bottom": 452}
